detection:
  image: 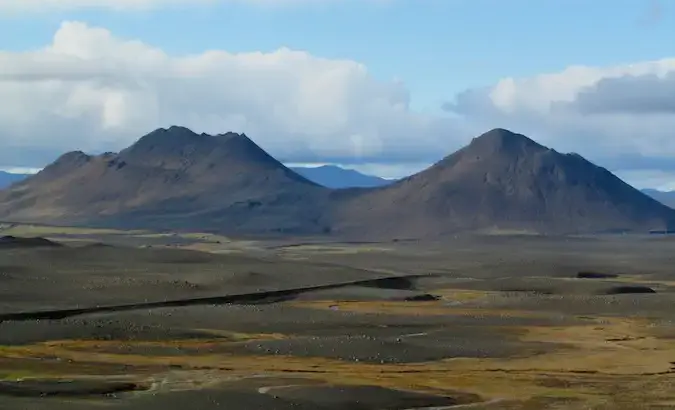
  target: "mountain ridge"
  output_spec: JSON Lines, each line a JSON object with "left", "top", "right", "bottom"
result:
{"left": 1, "top": 127, "right": 673, "bottom": 238}
{"left": 0, "top": 127, "right": 330, "bottom": 234}
{"left": 329, "top": 128, "right": 675, "bottom": 237}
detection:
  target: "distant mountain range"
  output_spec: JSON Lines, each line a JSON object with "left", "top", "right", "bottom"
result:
{"left": 1, "top": 126, "right": 674, "bottom": 238}
{"left": 290, "top": 165, "right": 390, "bottom": 189}
{"left": 0, "top": 171, "right": 28, "bottom": 189}
{"left": 642, "top": 189, "right": 675, "bottom": 209}
{"left": 0, "top": 165, "right": 388, "bottom": 190}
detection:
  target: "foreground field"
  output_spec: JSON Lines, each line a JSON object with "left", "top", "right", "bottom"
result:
{"left": 1, "top": 226, "right": 675, "bottom": 409}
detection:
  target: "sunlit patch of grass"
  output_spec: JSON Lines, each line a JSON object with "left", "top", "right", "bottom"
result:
{"left": 550, "top": 273, "right": 675, "bottom": 289}
{"left": 133, "top": 232, "right": 230, "bottom": 242}
{"left": 277, "top": 244, "right": 393, "bottom": 255}
{"left": 476, "top": 228, "right": 541, "bottom": 236}
{"left": 2, "top": 317, "right": 675, "bottom": 407}
{"left": 190, "top": 330, "right": 288, "bottom": 342}
{"left": 607, "top": 275, "right": 675, "bottom": 288}
{"left": 289, "top": 300, "right": 545, "bottom": 318}
{"left": 434, "top": 288, "right": 494, "bottom": 303}
{"left": 35, "top": 332, "right": 288, "bottom": 353}
{"left": 0, "top": 356, "right": 160, "bottom": 381}
{"left": 0, "top": 224, "right": 139, "bottom": 236}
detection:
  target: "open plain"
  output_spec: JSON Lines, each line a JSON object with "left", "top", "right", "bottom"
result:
{"left": 1, "top": 225, "right": 675, "bottom": 409}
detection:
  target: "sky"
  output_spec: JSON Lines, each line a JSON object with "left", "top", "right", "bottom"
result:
{"left": 2, "top": 0, "right": 675, "bottom": 188}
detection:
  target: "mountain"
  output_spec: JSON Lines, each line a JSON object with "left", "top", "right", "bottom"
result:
{"left": 290, "top": 165, "right": 390, "bottom": 189}
{"left": 329, "top": 128, "right": 675, "bottom": 238}
{"left": 1, "top": 127, "right": 673, "bottom": 238}
{"left": 0, "top": 171, "right": 28, "bottom": 189}
{"left": 0, "top": 126, "right": 331, "bottom": 234}
{"left": 642, "top": 189, "right": 675, "bottom": 209}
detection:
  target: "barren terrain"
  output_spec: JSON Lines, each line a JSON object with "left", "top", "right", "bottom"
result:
{"left": 1, "top": 224, "right": 675, "bottom": 409}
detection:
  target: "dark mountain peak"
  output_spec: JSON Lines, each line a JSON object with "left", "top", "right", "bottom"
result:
{"left": 118, "top": 126, "right": 310, "bottom": 182}
{"left": 217, "top": 131, "right": 247, "bottom": 139}
{"left": 431, "top": 128, "right": 548, "bottom": 171}
{"left": 126, "top": 127, "right": 258, "bottom": 160}
{"left": 158, "top": 125, "right": 197, "bottom": 136}
{"left": 48, "top": 150, "right": 92, "bottom": 170}
{"left": 133, "top": 126, "right": 201, "bottom": 146}
{"left": 57, "top": 150, "right": 92, "bottom": 162}
{"left": 121, "top": 126, "right": 213, "bottom": 164}
{"left": 468, "top": 128, "right": 545, "bottom": 155}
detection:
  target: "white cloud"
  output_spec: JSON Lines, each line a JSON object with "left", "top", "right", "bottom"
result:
{"left": 5, "top": 20, "right": 675, "bottom": 188}
{"left": 0, "top": 21, "right": 464, "bottom": 168}
{"left": 0, "top": 167, "right": 42, "bottom": 175}
{"left": 447, "top": 58, "right": 675, "bottom": 159}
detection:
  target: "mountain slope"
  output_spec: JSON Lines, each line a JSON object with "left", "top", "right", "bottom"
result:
{"left": 330, "top": 129, "right": 675, "bottom": 237}
{"left": 291, "top": 165, "right": 390, "bottom": 188}
{"left": 0, "top": 126, "right": 330, "bottom": 234}
{"left": 0, "top": 171, "right": 28, "bottom": 189}
{"left": 1, "top": 127, "right": 672, "bottom": 238}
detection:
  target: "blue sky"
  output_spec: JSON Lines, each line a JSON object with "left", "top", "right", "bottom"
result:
{"left": 3, "top": 0, "right": 672, "bottom": 111}
{"left": 2, "top": 0, "right": 675, "bottom": 188}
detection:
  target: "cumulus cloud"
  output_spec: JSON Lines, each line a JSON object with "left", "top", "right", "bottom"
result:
{"left": 6, "top": 20, "right": 675, "bottom": 189}
{"left": 0, "top": 21, "right": 464, "bottom": 168}
{"left": 445, "top": 57, "right": 675, "bottom": 171}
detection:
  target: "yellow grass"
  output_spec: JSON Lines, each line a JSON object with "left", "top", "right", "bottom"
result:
{"left": 3, "top": 316, "right": 674, "bottom": 408}
{"left": 0, "top": 224, "right": 132, "bottom": 236}
{"left": 290, "top": 300, "right": 545, "bottom": 318}
{"left": 2, "top": 300, "right": 675, "bottom": 407}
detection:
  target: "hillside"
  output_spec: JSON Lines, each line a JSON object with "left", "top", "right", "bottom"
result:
{"left": 1, "top": 127, "right": 673, "bottom": 238}
{"left": 0, "top": 126, "right": 330, "bottom": 234}
{"left": 329, "top": 129, "right": 675, "bottom": 238}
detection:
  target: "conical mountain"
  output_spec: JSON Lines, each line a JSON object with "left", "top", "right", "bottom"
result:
{"left": 2, "top": 127, "right": 672, "bottom": 238}
{"left": 330, "top": 128, "right": 675, "bottom": 237}
{"left": 0, "top": 126, "right": 330, "bottom": 234}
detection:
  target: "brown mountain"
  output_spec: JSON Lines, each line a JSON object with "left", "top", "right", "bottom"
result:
{"left": 0, "top": 126, "right": 331, "bottom": 234}
{"left": 1, "top": 127, "right": 673, "bottom": 237}
{"left": 329, "top": 128, "right": 675, "bottom": 237}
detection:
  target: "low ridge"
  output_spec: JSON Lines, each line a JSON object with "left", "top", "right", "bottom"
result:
{"left": 1, "top": 127, "right": 672, "bottom": 238}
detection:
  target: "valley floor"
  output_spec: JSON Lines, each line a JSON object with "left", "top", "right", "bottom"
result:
{"left": 0, "top": 224, "right": 675, "bottom": 409}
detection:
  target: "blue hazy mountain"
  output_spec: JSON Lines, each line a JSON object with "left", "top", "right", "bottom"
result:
{"left": 0, "top": 171, "right": 28, "bottom": 189}
{"left": 0, "top": 165, "right": 391, "bottom": 190}
{"left": 290, "top": 165, "right": 391, "bottom": 189}
{"left": 642, "top": 189, "right": 675, "bottom": 209}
